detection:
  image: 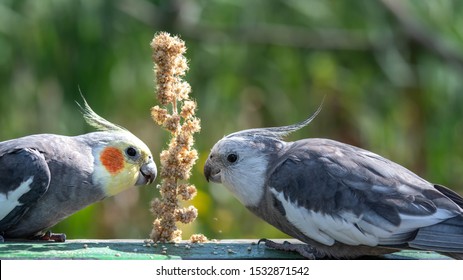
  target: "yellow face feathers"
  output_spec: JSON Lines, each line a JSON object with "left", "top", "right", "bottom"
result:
{"left": 94, "top": 136, "right": 155, "bottom": 197}
{"left": 79, "top": 96, "right": 157, "bottom": 196}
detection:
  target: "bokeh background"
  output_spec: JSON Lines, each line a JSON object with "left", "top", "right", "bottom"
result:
{"left": 1, "top": 0, "right": 463, "bottom": 240}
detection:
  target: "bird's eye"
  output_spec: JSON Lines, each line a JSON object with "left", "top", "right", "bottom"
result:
{"left": 126, "top": 147, "right": 138, "bottom": 157}
{"left": 227, "top": 153, "right": 238, "bottom": 163}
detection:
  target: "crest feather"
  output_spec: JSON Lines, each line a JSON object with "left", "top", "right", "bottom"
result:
{"left": 227, "top": 99, "right": 324, "bottom": 140}
{"left": 77, "top": 93, "right": 127, "bottom": 132}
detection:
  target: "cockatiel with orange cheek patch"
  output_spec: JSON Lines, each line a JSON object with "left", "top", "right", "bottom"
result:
{"left": 0, "top": 99, "right": 157, "bottom": 242}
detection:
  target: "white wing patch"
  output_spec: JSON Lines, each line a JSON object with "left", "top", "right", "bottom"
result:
{"left": 271, "top": 188, "right": 379, "bottom": 246}
{"left": 396, "top": 211, "right": 455, "bottom": 233}
{"left": 271, "top": 187, "right": 458, "bottom": 247}
{"left": 0, "top": 176, "right": 34, "bottom": 221}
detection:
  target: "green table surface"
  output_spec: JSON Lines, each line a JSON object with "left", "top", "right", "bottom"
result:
{"left": 0, "top": 239, "right": 452, "bottom": 260}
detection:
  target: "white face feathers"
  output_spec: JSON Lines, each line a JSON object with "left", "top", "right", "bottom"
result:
{"left": 204, "top": 138, "right": 270, "bottom": 206}
{"left": 204, "top": 102, "right": 323, "bottom": 206}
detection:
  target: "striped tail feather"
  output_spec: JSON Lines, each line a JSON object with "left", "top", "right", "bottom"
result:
{"left": 409, "top": 215, "right": 463, "bottom": 259}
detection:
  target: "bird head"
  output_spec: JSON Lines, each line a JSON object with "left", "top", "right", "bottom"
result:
{"left": 204, "top": 103, "right": 322, "bottom": 206}
{"left": 204, "top": 136, "right": 273, "bottom": 206}
{"left": 78, "top": 98, "right": 157, "bottom": 197}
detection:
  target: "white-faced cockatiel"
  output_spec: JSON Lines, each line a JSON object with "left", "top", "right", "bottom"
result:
{"left": 204, "top": 105, "right": 463, "bottom": 259}
{"left": 0, "top": 99, "right": 157, "bottom": 242}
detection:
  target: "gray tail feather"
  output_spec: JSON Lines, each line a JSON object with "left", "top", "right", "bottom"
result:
{"left": 409, "top": 215, "right": 463, "bottom": 259}
{"left": 433, "top": 184, "right": 463, "bottom": 208}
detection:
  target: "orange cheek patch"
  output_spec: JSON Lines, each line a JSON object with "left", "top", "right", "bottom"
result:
{"left": 100, "top": 147, "right": 125, "bottom": 174}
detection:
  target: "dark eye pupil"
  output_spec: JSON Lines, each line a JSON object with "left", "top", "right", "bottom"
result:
{"left": 227, "top": 153, "right": 237, "bottom": 163}
{"left": 126, "top": 147, "right": 137, "bottom": 157}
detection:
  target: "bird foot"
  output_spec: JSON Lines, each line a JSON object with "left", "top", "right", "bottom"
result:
{"left": 36, "top": 231, "right": 66, "bottom": 242}
{"left": 258, "top": 238, "right": 324, "bottom": 259}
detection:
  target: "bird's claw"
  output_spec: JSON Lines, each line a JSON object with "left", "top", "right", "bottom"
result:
{"left": 37, "top": 231, "right": 67, "bottom": 242}
{"left": 258, "top": 238, "right": 324, "bottom": 259}
{"left": 257, "top": 238, "right": 268, "bottom": 245}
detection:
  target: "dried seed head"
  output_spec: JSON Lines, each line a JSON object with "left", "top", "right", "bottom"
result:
{"left": 189, "top": 233, "right": 208, "bottom": 243}
{"left": 175, "top": 206, "right": 198, "bottom": 224}
{"left": 150, "top": 32, "right": 204, "bottom": 243}
{"left": 180, "top": 100, "right": 196, "bottom": 119}
{"left": 151, "top": 106, "right": 169, "bottom": 125}
{"left": 182, "top": 117, "right": 201, "bottom": 134}
{"left": 177, "top": 184, "right": 197, "bottom": 201}
{"left": 163, "top": 114, "right": 180, "bottom": 134}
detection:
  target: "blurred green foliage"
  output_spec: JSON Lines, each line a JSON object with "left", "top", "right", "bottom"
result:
{"left": 1, "top": 0, "right": 463, "bottom": 240}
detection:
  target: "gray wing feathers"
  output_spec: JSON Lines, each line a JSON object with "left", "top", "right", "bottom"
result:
{"left": 0, "top": 134, "right": 102, "bottom": 238}
{"left": 268, "top": 138, "right": 463, "bottom": 252}
{"left": 0, "top": 147, "right": 51, "bottom": 232}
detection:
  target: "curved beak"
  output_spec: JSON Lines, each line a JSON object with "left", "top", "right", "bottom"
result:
{"left": 204, "top": 159, "right": 222, "bottom": 183}
{"left": 136, "top": 158, "right": 157, "bottom": 185}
